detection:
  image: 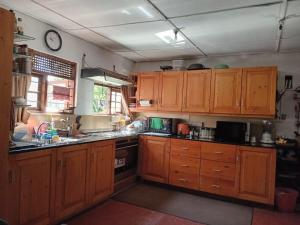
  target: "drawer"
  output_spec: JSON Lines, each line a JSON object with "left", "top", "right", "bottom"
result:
{"left": 200, "top": 160, "right": 236, "bottom": 181}
{"left": 170, "top": 154, "right": 200, "bottom": 174}
{"left": 169, "top": 171, "right": 199, "bottom": 190}
{"left": 171, "top": 139, "right": 201, "bottom": 158}
{"left": 201, "top": 142, "right": 236, "bottom": 163}
{"left": 200, "top": 176, "right": 236, "bottom": 197}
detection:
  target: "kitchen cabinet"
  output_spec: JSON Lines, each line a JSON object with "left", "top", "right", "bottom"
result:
{"left": 55, "top": 144, "right": 89, "bottom": 220}
{"left": 169, "top": 139, "right": 201, "bottom": 190}
{"left": 182, "top": 70, "right": 211, "bottom": 113}
{"left": 88, "top": 140, "right": 115, "bottom": 205}
{"left": 158, "top": 71, "right": 184, "bottom": 112}
{"left": 141, "top": 136, "right": 170, "bottom": 183}
{"left": 137, "top": 72, "right": 159, "bottom": 111}
{"left": 200, "top": 142, "right": 238, "bottom": 197}
{"left": 8, "top": 150, "right": 55, "bottom": 225}
{"left": 0, "top": 8, "right": 14, "bottom": 221}
{"left": 241, "top": 67, "right": 277, "bottom": 116}
{"left": 237, "top": 146, "right": 276, "bottom": 204}
{"left": 210, "top": 69, "right": 242, "bottom": 114}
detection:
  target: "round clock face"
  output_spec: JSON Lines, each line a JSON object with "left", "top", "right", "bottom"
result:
{"left": 45, "top": 30, "right": 62, "bottom": 51}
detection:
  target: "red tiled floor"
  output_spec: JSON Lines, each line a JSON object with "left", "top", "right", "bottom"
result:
{"left": 67, "top": 200, "right": 204, "bottom": 225}
{"left": 252, "top": 208, "right": 300, "bottom": 225}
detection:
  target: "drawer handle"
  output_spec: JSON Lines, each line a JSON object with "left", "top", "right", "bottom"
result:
{"left": 214, "top": 151, "right": 223, "bottom": 154}
{"left": 178, "top": 178, "right": 187, "bottom": 183}
{"left": 211, "top": 184, "right": 220, "bottom": 188}
{"left": 180, "top": 164, "right": 189, "bottom": 167}
{"left": 213, "top": 169, "right": 221, "bottom": 172}
{"left": 181, "top": 147, "right": 189, "bottom": 150}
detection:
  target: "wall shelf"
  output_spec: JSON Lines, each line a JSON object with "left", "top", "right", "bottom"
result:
{"left": 13, "top": 53, "right": 32, "bottom": 59}
{"left": 12, "top": 72, "right": 31, "bottom": 76}
{"left": 14, "top": 33, "right": 35, "bottom": 42}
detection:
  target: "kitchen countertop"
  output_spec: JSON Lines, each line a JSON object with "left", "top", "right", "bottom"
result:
{"left": 9, "top": 131, "right": 139, "bottom": 154}
{"left": 141, "top": 132, "right": 276, "bottom": 149}
{"left": 9, "top": 131, "right": 276, "bottom": 154}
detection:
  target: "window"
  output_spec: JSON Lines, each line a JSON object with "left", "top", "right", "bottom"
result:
{"left": 27, "top": 76, "right": 42, "bottom": 109}
{"left": 27, "top": 50, "right": 76, "bottom": 113}
{"left": 93, "top": 84, "right": 122, "bottom": 114}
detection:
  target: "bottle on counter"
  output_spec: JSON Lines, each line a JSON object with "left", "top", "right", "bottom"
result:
{"left": 17, "top": 17, "right": 24, "bottom": 35}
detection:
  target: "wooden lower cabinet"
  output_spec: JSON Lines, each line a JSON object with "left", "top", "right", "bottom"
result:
{"left": 141, "top": 136, "right": 170, "bottom": 183}
{"left": 8, "top": 150, "right": 55, "bottom": 225}
{"left": 88, "top": 140, "right": 115, "bottom": 204}
{"left": 237, "top": 146, "right": 276, "bottom": 204}
{"left": 55, "top": 144, "right": 89, "bottom": 220}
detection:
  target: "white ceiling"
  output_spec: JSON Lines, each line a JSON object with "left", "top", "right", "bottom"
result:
{"left": 1, "top": 0, "right": 300, "bottom": 62}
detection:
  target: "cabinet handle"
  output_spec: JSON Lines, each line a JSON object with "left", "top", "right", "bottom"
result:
{"left": 181, "top": 147, "right": 189, "bottom": 150}
{"left": 180, "top": 164, "right": 189, "bottom": 168}
{"left": 236, "top": 155, "right": 240, "bottom": 162}
{"left": 8, "top": 170, "right": 13, "bottom": 184}
{"left": 214, "top": 151, "right": 223, "bottom": 154}
{"left": 213, "top": 169, "right": 221, "bottom": 172}
{"left": 178, "top": 178, "right": 187, "bottom": 183}
{"left": 211, "top": 184, "right": 220, "bottom": 188}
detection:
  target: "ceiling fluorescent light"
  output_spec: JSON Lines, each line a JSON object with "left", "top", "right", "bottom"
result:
{"left": 138, "top": 6, "right": 153, "bottom": 18}
{"left": 155, "top": 30, "right": 184, "bottom": 44}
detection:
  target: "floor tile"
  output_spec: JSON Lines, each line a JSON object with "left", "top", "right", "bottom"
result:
{"left": 252, "top": 208, "right": 300, "bottom": 225}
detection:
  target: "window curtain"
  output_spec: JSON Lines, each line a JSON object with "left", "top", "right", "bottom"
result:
{"left": 11, "top": 75, "right": 31, "bottom": 123}
{"left": 121, "top": 85, "right": 132, "bottom": 119}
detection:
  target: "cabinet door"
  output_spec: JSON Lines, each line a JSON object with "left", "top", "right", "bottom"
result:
{"left": 8, "top": 150, "right": 55, "bottom": 225}
{"left": 210, "top": 69, "right": 242, "bottom": 114}
{"left": 142, "top": 136, "right": 170, "bottom": 183}
{"left": 137, "top": 72, "right": 159, "bottom": 111}
{"left": 88, "top": 140, "right": 115, "bottom": 205}
{"left": 237, "top": 147, "right": 276, "bottom": 204}
{"left": 55, "top": 145, "right": 88, "bottom": 220}
{"left": 241, "top": 67, "right": 277, "bottom": 116}
{"left": 182, "top": 70, "right": 211, "bottom": 113}
{"left": 158, "top": 71, "right": 184, "bottom": 112}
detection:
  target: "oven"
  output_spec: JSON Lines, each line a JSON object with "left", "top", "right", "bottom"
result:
{"left": 114, "top": 136, "right": 138, "bottom": 191}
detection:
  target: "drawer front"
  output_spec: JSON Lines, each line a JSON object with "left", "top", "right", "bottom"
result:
{"left": 200, "top": 160, "right": 236, "bottom": 181}
{"left": 170, "top": 154, "right": 200, "bottom": 174}
{"left": 200, "top": 176, "right": 236, "bottom": 197}
{"left": 201, "top": 143, "right": 236, "bottom": 163}
{"left": 171, "top": 139, "right": 201, "bottom": 158}
{"left": 169, "top": 171, "right": 199, "bottom": 190}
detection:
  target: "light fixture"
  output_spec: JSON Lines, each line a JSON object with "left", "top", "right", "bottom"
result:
{"left": 138, "top": 6, "right": 153, "bottom": 18}
{"left": 155, "top": 29, "right": 185, "bottom": 44}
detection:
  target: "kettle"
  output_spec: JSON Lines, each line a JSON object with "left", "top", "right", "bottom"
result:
{"left": 177, "top": 123, "right": 190, "bottom": 135}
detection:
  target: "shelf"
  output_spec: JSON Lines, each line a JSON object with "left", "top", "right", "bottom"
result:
{"left": 14, "top": 33, "right": 35, "bottom": 42}
{"left": 13, "top": 53, "right": 32, "bottom": 59}
{"left": 129, "top": 96, "right": 136, "bottom": 99}
{"left": 14, "top": 104, "right": 31, "bottom": 108}
{"left": 12, "top": 72, "right": 32, "bottom": 76}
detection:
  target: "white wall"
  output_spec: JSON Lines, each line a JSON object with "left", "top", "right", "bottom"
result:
{"left": 133, "top": 52, "right": 300, "bottom": 139}
{"left": 11, "top": 10, "right": 134, "bottom": 115}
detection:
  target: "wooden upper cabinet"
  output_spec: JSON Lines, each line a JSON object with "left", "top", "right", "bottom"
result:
{"left": 55, "top": 144, "right": 89, "bottom": 220}
{"left": 210, "top": 69, "right": 242, "bottom": 114}
{"left": 137, "top": 72, "right": 159, "bottom": 111}
{"left": 141, "top": 136, "right": 170, "bottom": 183}
{"left": 241, "top": 67, "right": 277, "bottom": 116}
{"left": 237, "top": 146, "right": 276, "bottom": 205}
{"left": 88, "top": 140, "right": 115, "bottom": 205}
{"left": 158, "top": 71, "right": 184, "bottom": 112}
{"left": 8, "top": 150, "right": 55, "bottom": 225}
{"left": 182, "top": 70, "right": 211, "bottom": 113}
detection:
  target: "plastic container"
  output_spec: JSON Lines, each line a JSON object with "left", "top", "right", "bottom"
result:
{"left": 275, "top": 187, "right": 299, "bottom": 213}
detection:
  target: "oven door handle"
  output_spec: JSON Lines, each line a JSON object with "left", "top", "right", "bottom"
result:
{"left": 116, "top": 144, "right": 138, "bottom": 150}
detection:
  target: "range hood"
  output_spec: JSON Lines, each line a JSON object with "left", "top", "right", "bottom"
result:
{"left": 81, "top": 67, "right": 132, "bottom": 86}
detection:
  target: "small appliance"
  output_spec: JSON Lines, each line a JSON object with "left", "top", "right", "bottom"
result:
{"left": 177, "top": 123, "right": 190, "bottom": 135}
{"left": 260, "top": 120, "right": 274, "bottom": 144}
{"left": 215, "top": 121, "right": 247, "bottom": 143}
{"left": 148, "top": 117, "right": 179, "bottom": 134}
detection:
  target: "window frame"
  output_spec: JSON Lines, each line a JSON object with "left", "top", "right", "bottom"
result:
{"left": 26, "top": 74, "right": 43, "bottom": 111}
{"left": 27, "top": 49, "right": 77, "bottom": 114}
{"left": 93, "top": 83, "right": 123, "bottom": 115}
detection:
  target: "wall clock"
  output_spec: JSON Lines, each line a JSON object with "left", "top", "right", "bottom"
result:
{"left": 44, "top": 29, "right": 62, "bottom": 51}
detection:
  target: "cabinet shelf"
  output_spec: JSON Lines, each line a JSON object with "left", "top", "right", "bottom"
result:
{"left": 14, "top": 33, "right": 35, "bottom": 42}
{"left": 12, "top": 72, "right": 32, "bottom": 76}
{"left": 13, "top": 53, "right": 32, "bottom": 59}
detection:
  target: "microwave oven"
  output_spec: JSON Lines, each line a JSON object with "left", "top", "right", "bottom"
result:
{"left": 215, "top": 121, "right": 247, "bottom": 143}
{"left": 148, "top": 117, "right": 179, "bottom": 134}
